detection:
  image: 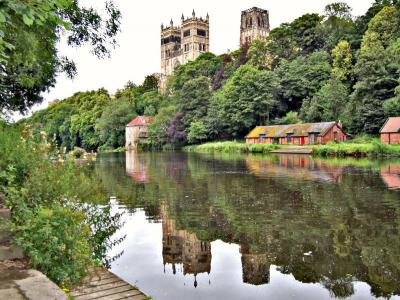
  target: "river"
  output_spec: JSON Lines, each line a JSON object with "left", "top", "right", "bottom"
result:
{"left": 92, "top": 152, "right": 400, "bottom": 300}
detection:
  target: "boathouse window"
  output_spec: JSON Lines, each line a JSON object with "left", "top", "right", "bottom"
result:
{"left": 334, "top": 131, "right": 338, "bottom": 142}
{"left": 273, "top": 138, "right": 279, "bottom": 144}
{"left": 309, "top": 133, "right": 318, "bottom": 144}
{"left": 260, "top": 133, "right": 266, "bottom": 142}
{"left": 287, "top": 133, "right": 293, "bottom": 143}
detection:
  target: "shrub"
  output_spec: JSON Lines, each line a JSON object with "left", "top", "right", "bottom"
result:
{"left": 14, "top": 206, "right": 91, "bottom": 285}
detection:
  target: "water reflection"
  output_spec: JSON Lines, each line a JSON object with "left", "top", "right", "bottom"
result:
{"left": 98, "top": 152, "right": 400, "bottom": 299}
{"left": 126, "top": 151, "right": 150, "bottom": 183}
{"left": 161, "top": 203, "right": 211, "bottom": 287}
{"left": 381, "top": 164, "right": 400, "bottom": 190}
{"left": 246, "top": 155, "right": 344, "bottom": 183}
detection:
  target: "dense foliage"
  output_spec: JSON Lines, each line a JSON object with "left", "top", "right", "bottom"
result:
{"left": 22, "top": 1, "right": 400, "bottom": 151}
{"left": 0, "top": 0, "right": 121, "bottom": 113}
{"left": 0, "top": 123, "right": 123, "bottom": 285}
{"left": 25, "top": 75, "right": 159, "bottom": 151}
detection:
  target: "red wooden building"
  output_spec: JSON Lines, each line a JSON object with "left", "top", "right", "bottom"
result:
{"left": 245, "top": 122, "right": 347, "bottom": 145}
{"left": 380, "top": 117, "right": 400, "bottom": 144}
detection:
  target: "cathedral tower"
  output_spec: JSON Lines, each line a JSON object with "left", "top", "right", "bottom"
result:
{"left": 180, "top": 10, "right": 210, "bottom": 65}
{"left": 160, "top": 10, "right": 209, "bottom": 90}
{"left": 240, "top": 7, "right": 270, "bottom": 46}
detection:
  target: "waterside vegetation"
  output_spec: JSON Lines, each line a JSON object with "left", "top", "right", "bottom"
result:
{"left": 184, "top": 140, "right": 400, "bottom": 157}
{"left": 0, "top": 123, "right": 122, "bottom": 287}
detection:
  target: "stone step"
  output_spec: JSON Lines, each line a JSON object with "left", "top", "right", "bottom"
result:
{"left": 0, "top": 229, "right": 11, "bottom": 244}
{"left": 0, "top": 208, "right": 11, "bottom": 220}
{"left": 0, "top": 244, "right": 24, "bottom": 261}
{"left": 0, "top": 208, "right": 12, "bottom": 244}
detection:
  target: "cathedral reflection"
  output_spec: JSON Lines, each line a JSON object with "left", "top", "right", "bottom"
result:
{"left": 240, "top": 245, "right": 271, "bottom": 285}
{"left": 161, "top": 204, "right": 211, "bottom": 287}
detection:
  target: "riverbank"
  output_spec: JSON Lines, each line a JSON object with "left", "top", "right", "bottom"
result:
{"left": 184, "top": 141, "right": 281, "bottom": 154}
{"left": 184, "top": 141, "right": 400, "bottom": 157}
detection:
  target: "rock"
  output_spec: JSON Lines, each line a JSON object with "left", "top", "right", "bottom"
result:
{"left": 0, "top": 230, "right": 11, "bottom": 244}
{"left": 0, "top": 193, "right": 5, "bottom": 208}
{"left": 16, "top": 269, "right": 67, "bottom": 300}
{"left": 0, "top": 264, "right": 67, "bottom": 300}
{"left": 0, "top": 208, "right": 11, "bottom": 220}
{"left": 0, "top": 245, "right": 24, "bottom": 261}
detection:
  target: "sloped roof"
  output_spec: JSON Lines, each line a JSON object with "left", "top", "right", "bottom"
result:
{"left": 246, "top": 122, "right": 337, "bottom": 139}
{"left": 126, "top": 116, "right": 153, "bottom": 127}
{"left": 380, "top": 117, "right": 400, "bottom": 133}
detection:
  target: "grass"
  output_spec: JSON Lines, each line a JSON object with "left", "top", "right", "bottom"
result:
{"left": 184, "top": 140, "right": 400, "bottom": 158}
{"left": 184, "top": 141, "right": 281, "bottom": 154}
{"left": 312, "top": 141, "right": 400, "bottom": 157}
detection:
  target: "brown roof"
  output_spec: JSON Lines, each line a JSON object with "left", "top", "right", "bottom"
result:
{"left": 246, "top": 122, "right": 338, "bottom": 139}
{"left": 380, "top": 117, "right": 400, "bottom": 133}
{"left": 126, "top": 116, "right": 153, "bottom": 127}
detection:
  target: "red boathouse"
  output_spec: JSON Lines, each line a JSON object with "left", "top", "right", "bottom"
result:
{"left": 245, "top": 122, "right": 347, "bottom": 145}
{"left": 380, "top": 117, "right": 400, "bottom": 145}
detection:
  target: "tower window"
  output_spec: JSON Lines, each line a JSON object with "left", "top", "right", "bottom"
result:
{"left": 197, "top": 29, "right": 206, "bottom": 37}
{"left": 184, "top": 30, "right": 190, "bottom": 37}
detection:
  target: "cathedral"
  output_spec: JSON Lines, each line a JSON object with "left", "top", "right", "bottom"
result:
{"left": 159, "top": 7, "right": 270, "bottom": 89}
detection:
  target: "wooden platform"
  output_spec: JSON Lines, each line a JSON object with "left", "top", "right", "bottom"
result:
{"left": 71, "top": 267, "right": 148, "bottom": 300}
{"left": 271, "top": 147, "right": 313, "bottom": 155}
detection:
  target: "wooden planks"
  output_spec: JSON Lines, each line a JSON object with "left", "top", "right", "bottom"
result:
{"left": 71, "top": 267, "right": 148, "bottom": 300}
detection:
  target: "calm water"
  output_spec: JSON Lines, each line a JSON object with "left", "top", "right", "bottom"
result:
{"left": 93, "top": 152, "right": 400, "bottom": 300}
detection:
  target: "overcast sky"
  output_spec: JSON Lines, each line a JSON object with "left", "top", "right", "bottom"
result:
{"left": 38, "top": 0, "right": 373, "bottom": 112}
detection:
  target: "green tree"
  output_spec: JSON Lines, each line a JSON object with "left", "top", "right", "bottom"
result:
{"left": 301, "top": 78, "right": 349, "bottom": 123}
{"left": 147, "top": 106, "right": 178, "bottom": 145}
{"left": 187, "top": 121, "right": 208, "bottom": 144}
{"left": 247, "top": 39, "right": 272, "bottom": 70}
{"left": 275, "top": 51, "right": 332, "bottom": 111}
{"left": 0, "top": 0, "right": 121, "bottom": 113}
{"left": 175, "top": 76, "right": 212, "bottom": 128}
{"left": 332, "top": 41, "right": 353, "bottom": 81}
{"left": 350, "top": 6, "right": 400, "bottom": 133}
{"left": 95, "top": 99, "right": 136, "bottom": 149}
{"left": 322, "top": 3, "right": 356, "bottom": 51}
{"left": 210, "top": 65, "right": 278, "bottom": 138}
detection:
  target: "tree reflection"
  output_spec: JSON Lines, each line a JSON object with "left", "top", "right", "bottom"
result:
{"left": 97, "top": 151, "right": 400, "bottom": 298}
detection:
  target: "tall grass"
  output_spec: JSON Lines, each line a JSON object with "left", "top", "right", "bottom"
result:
{"left": 184, "top": 141, "right": 281, "bottom": 154}
{"left": 312, "top": 141, "right": 400, "bottom": 157}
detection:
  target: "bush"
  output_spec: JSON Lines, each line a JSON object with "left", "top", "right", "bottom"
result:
{"left": 14, "top": 206, "right": 91, "bottom": 285}
{"left": 1, "top": 124, "right": 123, "bottom": 287}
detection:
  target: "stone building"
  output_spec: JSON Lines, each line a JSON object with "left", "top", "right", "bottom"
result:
{"left": 160, "top": 10, "right": 210, "bottom": 89}
{"left": 125, "top": 116, "right": 153, "bottom": 150}
{"left": 240, "top": 7, "right": 270, "bottom": 46}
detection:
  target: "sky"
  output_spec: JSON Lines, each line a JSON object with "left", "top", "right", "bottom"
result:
{"left": 36, "top": 0, "right": 373, "bottom": 113}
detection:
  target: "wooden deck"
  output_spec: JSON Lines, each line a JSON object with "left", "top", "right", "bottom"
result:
{"left": 71, "top": 267, "right": 148, "bottom": 300}
{"left": 271, "top": 147, "right": 313, "bottom": 155}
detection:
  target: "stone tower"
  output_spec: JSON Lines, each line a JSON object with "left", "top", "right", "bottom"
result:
{"left": 160, "top": 10, "right": 209, "bottom": 90}
{"left": 240, "top": 7, "right": 270, "bottom": 46}
{"left": 180, "top": 10, "right": 210, "bottom": 65}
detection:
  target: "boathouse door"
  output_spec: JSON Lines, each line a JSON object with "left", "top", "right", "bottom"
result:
{"left": 300, "top": 137, "right": 305, "bottom": 145}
